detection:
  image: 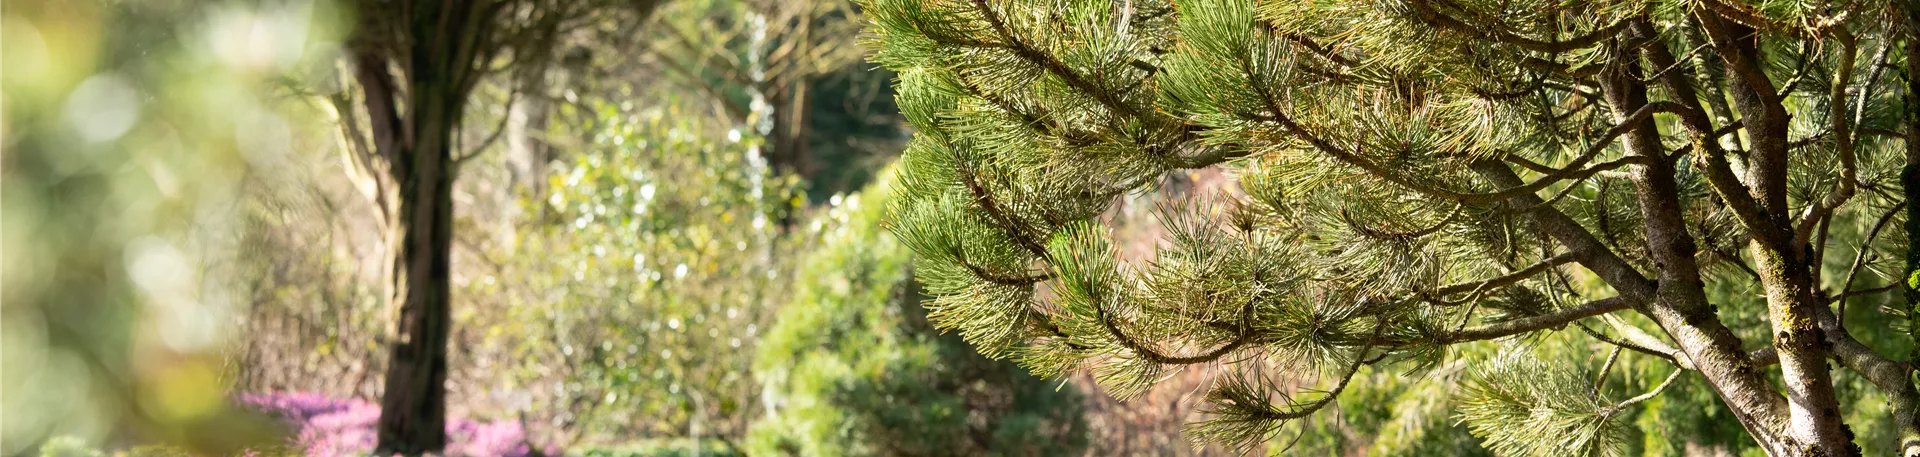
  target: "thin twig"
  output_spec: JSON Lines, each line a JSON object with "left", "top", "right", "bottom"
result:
{"left": 1607, "top": 366, "right": 1685, "bottom": 413}
{"left": 1835, "top": 201, "right": 1905, "bottom": 330}
{"left": 1594, "top": 345, "right": 1624, "bottom": 396}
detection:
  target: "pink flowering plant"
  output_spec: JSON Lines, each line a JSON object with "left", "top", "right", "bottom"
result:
{"left": 240, "top": 392, "right": 558, "bottom": 457}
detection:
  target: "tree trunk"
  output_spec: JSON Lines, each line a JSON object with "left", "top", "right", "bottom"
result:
{"left": 768, "top": 80, "right": 812, "bottom": 179}
{"left": 1685, "top": 12, "right": 1856, "bottom": 454}
{"left": 350, "top": 2, "right": 491, "bottom": 454}
{"left": 376, "top": 128, "right": 456, "bottom": 454}
{"left": 370, "top": 64, "right": 466, "bottom": 454}
{"left": 503, "top": 60, "right": 556, "bottom": 247}
{"left": 761, "top": 79, "right": 811, "bottom": 230}
{"left": 505, "top": 75, "right": 551, "bottom": 204}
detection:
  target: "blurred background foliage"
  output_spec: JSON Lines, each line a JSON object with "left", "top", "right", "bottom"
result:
{"left": 457, "top": 102, "right": 797, "bottom": 447}
{"left": 4, "top": 0, "right": 349, "bottom": 453}
{"left": 6, "top": 0, "right": 1907, "bottom": 456}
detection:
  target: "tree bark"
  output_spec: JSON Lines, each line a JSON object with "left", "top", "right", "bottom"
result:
{"left": 503, "top": 55, "right": 557, "bottom": 246}
{"left": 1594, "top": 45, "right": 1811, "bottom": 454}
{"left": 1477, "top": 158, "right": 1800, "bottom": 454}
{"left": 505, "top": 70, "right": 552, "bottom": 204}
{"left": 1686, "top": 11, "right": 1854, "bottom": 454}
{"left": 377, "top": 115, "right": 457, "bottom": 455}
{"left": 350, "top": 1, "right": 494, "bottom": 454}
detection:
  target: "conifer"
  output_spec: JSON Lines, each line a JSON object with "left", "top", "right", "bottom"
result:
{"left": 867, "top": 0, "right": 1920, "bottom": 454}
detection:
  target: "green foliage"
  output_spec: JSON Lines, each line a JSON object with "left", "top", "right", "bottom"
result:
{"left": 746, "top": 172, "right": 1088, "bottom": 456}
{"left": 1456, "top": 349, "right": 1629, "bottom": 457}
{"left": 571, "top": 440, "right": 742, "bottom": 457}
{"left": 37, "top": 437, "right": 104, "bottom": 457}
{"left": 1272, "top": 352, "right": 1493, "bottom": 456}
{"left": 3, "top": 0, "right": 350, "bottom": 452}
{"left": 861, "top": 0, "right": 1913, "bottom": 453}
{"left": 1278, "top": 327, "right": 1770, "bottom": 457}
{"left": 466, "top": 101, "right": 800, "bottom": 441}
{"left": 37, "top": 436, "right": 302, "bottom": 457}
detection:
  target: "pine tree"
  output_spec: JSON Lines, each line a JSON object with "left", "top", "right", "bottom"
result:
{"left": 867, "top": 0, "right": 1920, "bottom": 455}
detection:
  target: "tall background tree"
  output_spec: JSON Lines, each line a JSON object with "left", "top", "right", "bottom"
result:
{"left": 333, "top": 0, "right": 656, "bottom": 453}
{"left": 872, "top": 0, "right": 1920, "bottom": 455}
{"left": 645, "top": 0, "right": 905, "bottom": 202}
{"left": 225, "top": 0, "right": 1049, "bottom": 453}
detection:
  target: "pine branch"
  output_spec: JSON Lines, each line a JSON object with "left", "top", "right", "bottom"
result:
{"left": 1791, "top": 31, "right": 1860, "bottom": 248}
{"left": 1421, "top": 253, "right": 1572, "bottom": 306}
{"left": 1811, "top": 304, "right": 1920, "bottom": 456}
{"left": 957, "top": 259, "right": 1053, "bottom": 285}
{"left": 1403, "top": 0, "right": 1635, "bottom": 54}
{"left": 957, "top": 77, "right": 1058, "bottom": 137}
{"left": 1261, "top": 26, "right": 1358, "bottom": 68}
{"left": 1187, "top": 320, "right": 1387, "bottom": 450}
{"left": 1088, "top": 269, "right": 1254, "bottom": 366}
{"left": 1247, "top": 81, "right": 1680, "bottom": 204}
{"left": 1469, "top": 162, "right": 1656, "bottom": 302}
{"left": 866, "top": 0, "right": 1917, "bottom": 451}
{"left": 1592, "top": 345, "right": 1623, "bottom": 395}
{"left": 1693, "top": 0, "right": 1810, "bottom": 38}
{"left": 967, "top": 0, "right": 1144, "bottom": 120}
{"left": 1441, "top": 296, "right": 1633, "bottom": 343}
{"left": 1457, "top": 348, "right": 1631, "bottom": 457}
{"left": 960, "top": 167, "right": 1050, "bottom": 258}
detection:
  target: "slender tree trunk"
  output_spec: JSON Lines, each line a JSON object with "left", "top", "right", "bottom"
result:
{"left": 369, "top": 66, "right": 466, "bottom": 454}
{"left": 768, "top": 80, "right": 812, "bottom": 178}
{"left": 506, "top": 74, "right": 551, "bottom": 203}
{"left": 503, "top": 60, "right": 555, "bottom": 247}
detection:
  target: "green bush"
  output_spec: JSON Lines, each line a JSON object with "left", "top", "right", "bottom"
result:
{"left": 570, "top": 439, "right": 741, "bottom": 457}
{"left": 745, "top": 172, "right": 1088, "bottom": 457}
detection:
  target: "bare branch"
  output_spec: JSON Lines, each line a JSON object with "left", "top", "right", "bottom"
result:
{"left": 1791, "top": 31, "right": 1860, "bottom": 249}
{"left": 455, "top": 89, "right": 519, "bottom": 168}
